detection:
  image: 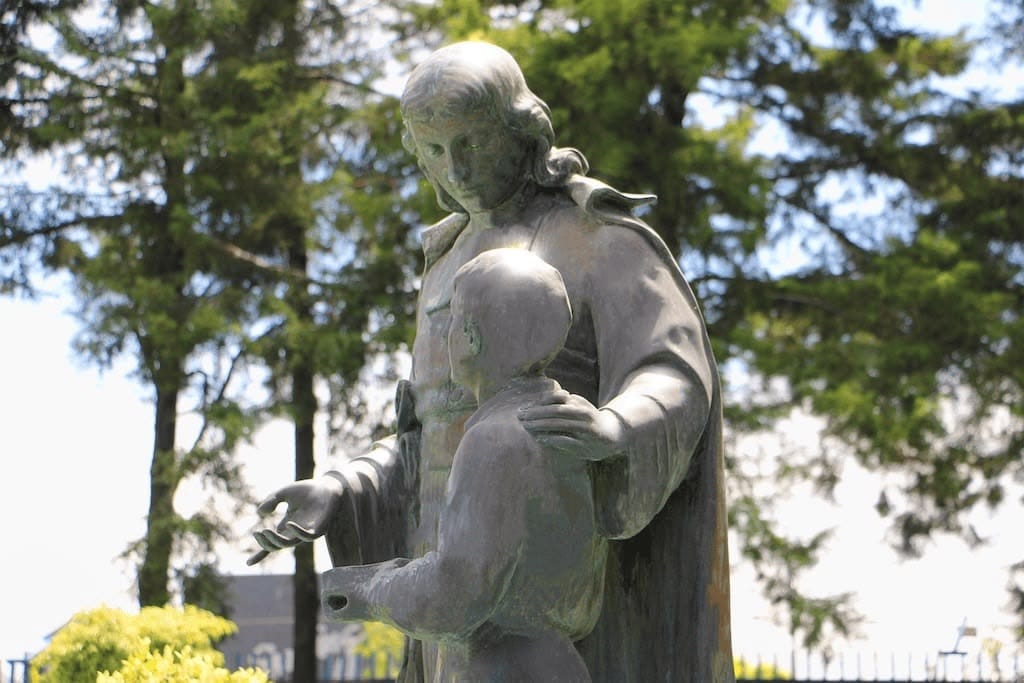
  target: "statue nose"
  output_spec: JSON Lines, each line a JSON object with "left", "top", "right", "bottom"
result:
{"left": 447, "top": 160, "right": 468, "bottom": 185}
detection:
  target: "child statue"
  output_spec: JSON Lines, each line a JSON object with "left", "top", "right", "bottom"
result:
{"left": 321, "top": 248, "right": 606, "bottom": 682}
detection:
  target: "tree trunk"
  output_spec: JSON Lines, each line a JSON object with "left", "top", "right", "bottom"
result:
{"left": 292, "top": 365, "right": 318, "bottom": 682}
{"left": 137, "top": 1, "right": 190, "bottom": 608}
{"left": 289, "top": 236, "right": 319, "bottom": 682}
{"left": 138, "top": 383, "right": 179, "bottom": 606}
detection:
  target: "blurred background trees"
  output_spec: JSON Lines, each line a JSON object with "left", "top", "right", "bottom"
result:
{"left": 3, "top": 0, "right": 1021, "bottom": 671}
{"left": 2, "top": 0, "right": 425, "bottom": 676}
{"left": 393, "top": 0, "right": 1024, "bottom": 648}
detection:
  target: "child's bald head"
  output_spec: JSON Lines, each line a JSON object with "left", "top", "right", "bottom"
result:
{"left": 450, "top": 249, "right": 571, "bottom": 387}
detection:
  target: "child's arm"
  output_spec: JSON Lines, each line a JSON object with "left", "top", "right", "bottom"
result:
{"left": 321, "top": 423, "right": 527, "bottom": 641}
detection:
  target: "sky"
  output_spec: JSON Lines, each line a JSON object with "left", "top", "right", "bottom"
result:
{"left": 2, "top": 0, "right": 1023, "bottom": 679}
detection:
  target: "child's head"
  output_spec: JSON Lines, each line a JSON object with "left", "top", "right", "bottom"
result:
{"left": 449, "top": 248, "right": 571, "bottom": 392}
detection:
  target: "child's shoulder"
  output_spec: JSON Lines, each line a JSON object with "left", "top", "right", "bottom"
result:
{"left": 450, "top": 419, "right": 535, "bottom": 492}
{"left": 462, "top": 411, "right": 529, "bottom": 446}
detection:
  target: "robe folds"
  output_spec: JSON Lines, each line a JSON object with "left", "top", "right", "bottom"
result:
{"left": 325, "top": 176, "right": 735, "bottom": 682}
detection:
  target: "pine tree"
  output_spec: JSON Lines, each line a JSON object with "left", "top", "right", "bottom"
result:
{"left": 4, "top": 1, "right": 276, "bottom": 606}
{"left": 3, "top": 1, "right": 426, "bottom": 674}
{"left": 189, "top": 2, "right": 425, "bottom": 673}
{"left": 390, "top": 0, "right": 1023, "bottom": 646}
{"left": 7, "top": 0, "right": 1020, "bottom": 654}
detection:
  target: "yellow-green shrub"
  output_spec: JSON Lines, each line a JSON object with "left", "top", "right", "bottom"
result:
{"left": 31, "top": 605, "right": 264, "bottom": 683}
{"left": 97, "top": 645, "right": 268, "bottom": 683}
{"left": 734, "top": 657, "right": 792, "bottom": 679}
{"left": 353, "top": 622, "right": 404, "bottom": 679}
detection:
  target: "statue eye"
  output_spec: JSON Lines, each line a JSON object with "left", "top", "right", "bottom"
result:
{"left": 455, "top": 136, "right": 482, "bottom": 153}
{"left": 424, "top": 143, "right": 444, "bottom": 157}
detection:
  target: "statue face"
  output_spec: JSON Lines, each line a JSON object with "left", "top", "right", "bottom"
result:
{"left": 406, "top": 107, "right": 529, "bottom": 213}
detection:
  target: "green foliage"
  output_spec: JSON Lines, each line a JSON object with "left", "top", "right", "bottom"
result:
{"left": 6, "top": 0, "right": 1023, "bottom": 653}
{"left": 30, "top": 605, "right": 263, "bottom": 683}
{"left": 392, "top": 0, "right": 1024, "bottom": 647}
{"left": 1012, "top": 560, "right": 1024, "bottom": 643}
{"left": 730, "top": 489, "right": 862, "bottom": 647}
{"left": 353, "top": 622, "right": 404, "bottom": 679}
{"left": 734, "top": 657, "right": 791, "bottom": 680}
{"left": 3, "top": 0, "right": 426, "bottom": 615}
{"left": 97, "top": 646, "right": 268, "bottom": 683}
{"left": 2, "top": 0, "right": 282, "bottom": 606}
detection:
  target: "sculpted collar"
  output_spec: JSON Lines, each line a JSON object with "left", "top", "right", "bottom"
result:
{"left": 421, "top": 175, "right": 657, "bottom": 270}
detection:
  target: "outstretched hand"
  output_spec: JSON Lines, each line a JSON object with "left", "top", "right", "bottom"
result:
{"left": 247, "top": 477, "right": 345, "bottom": 566}
{"left": 518, "top": 388, "right": 625, "bottom": 462}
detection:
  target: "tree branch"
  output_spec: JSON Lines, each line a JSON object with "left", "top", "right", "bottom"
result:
{"left": 209, "top": 238, "right": 307, "bottom": 281}
{"left": 187, "top": 344, "right": 247, "bottom": 455}
{"left": 0, "top": 215, "right": 104, "bottom": 249}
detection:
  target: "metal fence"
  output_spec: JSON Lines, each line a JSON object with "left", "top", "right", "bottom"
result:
{"left": 737, "top": 650, "right": 1024, "bottom": 682}
{"left": 4, "top": 656, "right": 29, "bottom": 683}
{"left": 11, "top": 650, "right": 1024, "bottom": 682}
{"left": 228, "top": 651, "right": 401, "bottom": 682}
{"left": 228, "top": 648, "right": 1024, "bottom": 682}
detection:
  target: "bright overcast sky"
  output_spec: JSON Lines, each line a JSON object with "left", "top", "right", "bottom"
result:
{"left": 2, "top": 0, "right": 1022, "bottom": 676}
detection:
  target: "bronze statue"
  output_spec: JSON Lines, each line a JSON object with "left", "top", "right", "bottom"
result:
{"left": 252, "top": 41, "right": 733, "bottom": 682}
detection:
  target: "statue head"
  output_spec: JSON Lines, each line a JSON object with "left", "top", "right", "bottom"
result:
{"left": 401, "top": 41, "right": 589, "bottom": 214}
{"left": 449, "top": 248, "right": 572, "bottom": 394}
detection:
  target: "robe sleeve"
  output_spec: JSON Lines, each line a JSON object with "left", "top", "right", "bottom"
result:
{"left": 586, "top": 224, "right": 715, "bottom": 539}
{"left": 324, "top": 380, "right": 421, "bottom": 566}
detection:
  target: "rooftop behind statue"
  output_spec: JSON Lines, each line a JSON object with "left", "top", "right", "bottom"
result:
{"left": 251, "top": 41, "right": 734, "bottom": 682}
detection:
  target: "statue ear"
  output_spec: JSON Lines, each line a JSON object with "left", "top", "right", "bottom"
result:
{"left": 465, "top": 319, "right": 483, "bottom": 356}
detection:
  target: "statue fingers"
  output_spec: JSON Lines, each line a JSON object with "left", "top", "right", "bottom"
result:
{"left": 534, "top": 434, "right": 584, "bottom": 453}
{"left": 252, "top": 530, "right": 281, "bottom": 552}
{"left": 285, "top": 520, "right": 320, "bottom": 543}
{"left": 256, "top": 491, "right": 284, "bottom": 516}
{"left": 520, "top": 406, "right": 576, "bottom": 424}
{"left": 535, "top": 433, "right": 612, "bottom": 461}
{"left": 525, "top": 389, "right": 572, "bottom": 407}
{"left": 522, "top": 396, "right": 596, "bottom": 420}
{"left": 257, "top": 480, "right": 314, "bottom": 515}
{"left": 254, "top": 527, "right": 297, "bottom": 551}
{"left": 246, "top": 549, "right": 270, "bottom": 566}
{"left": 520, "top": 416, "right": 587, "bottom": 435}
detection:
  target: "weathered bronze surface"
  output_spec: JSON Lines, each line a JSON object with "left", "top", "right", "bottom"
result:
{"left": 253, "top": 41, "right": 734, "bottom": 682}
{"left": 322, "top": 248, "right": 603, "bottom": 680}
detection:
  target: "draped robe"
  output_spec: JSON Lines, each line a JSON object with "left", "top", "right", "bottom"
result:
{"left": 325, "top": 178, "right": 734, "bottom": 682}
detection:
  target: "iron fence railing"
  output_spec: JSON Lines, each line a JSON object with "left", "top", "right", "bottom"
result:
{"left": 229, "top": 651, "right": 401, "bottom": 682}
{"left": 12, "top": 649, "right": 1024, "bottom": 682}
{"left": 5, "top": 655, "right": 30, "bottom": 683}
{"left": 736, "top": 649, "right": 1024, "bottom": 682}
{"left": 247, "top": 648, "right": 1024, "bottom": 681}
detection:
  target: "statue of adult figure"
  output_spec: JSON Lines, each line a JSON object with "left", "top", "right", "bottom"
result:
{"left": 252, "top": 41, "right": 734, "bottom": 682}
